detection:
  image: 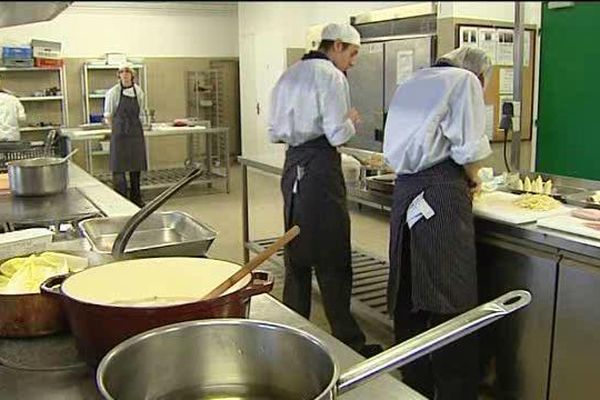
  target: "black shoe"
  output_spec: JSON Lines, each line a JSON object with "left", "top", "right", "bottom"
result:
{"left": 358, "top": 344, "right": 384, "bottom": 358}
{"left": 130, "top": 197, "right": 146, "bottom": 208}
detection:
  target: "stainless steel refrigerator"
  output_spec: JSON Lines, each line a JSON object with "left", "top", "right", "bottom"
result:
{"left": 346, "top": 35, "right": 436, "bottom": 152}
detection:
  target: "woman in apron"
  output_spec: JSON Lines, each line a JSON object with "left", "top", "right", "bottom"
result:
{"left": 383, "top": 47, "right": 493, "bottom": 399}
{"left": 103, "top": 62, "right": 147, "bottom": 207}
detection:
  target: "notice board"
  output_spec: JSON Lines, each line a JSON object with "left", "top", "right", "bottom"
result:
{"left": 455, "top": 24, "right": 537, "bottom": 143}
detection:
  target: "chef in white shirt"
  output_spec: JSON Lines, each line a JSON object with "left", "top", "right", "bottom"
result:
{"left": 268, "top": 22, "right": 382, "bottom": 358}
{"left": 0, "top": 80, "right": 26, "bottom": 141}
{"left": 383, "top": 46, "right": 492, "bottom": 399}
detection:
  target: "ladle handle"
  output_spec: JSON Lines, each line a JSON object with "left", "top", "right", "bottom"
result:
{"left": 61, "top": 148, "right": 78, "bottom": 162}
{"left": 336, "top": 290, "right": 532, "bottom": 394}
{"left": 202, "top": 226, "right": 300, "bottom": 300}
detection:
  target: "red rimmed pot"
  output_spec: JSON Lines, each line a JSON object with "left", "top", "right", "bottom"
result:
{"left": 40, "top": 257, "right": 273, "bottom": 366}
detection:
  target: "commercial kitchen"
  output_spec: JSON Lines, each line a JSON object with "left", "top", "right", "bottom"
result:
{"left": 0, "top": 2, "right": 597, "bottom": 400}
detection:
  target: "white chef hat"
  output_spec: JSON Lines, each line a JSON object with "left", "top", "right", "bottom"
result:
{"left": 118, "top": 62, "right": 135, "bottom": 74}
{"left": 321, "top": 23, "right": 361, "bottom": 47}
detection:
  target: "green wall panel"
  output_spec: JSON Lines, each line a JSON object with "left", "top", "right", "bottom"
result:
{"left": 537, "top": 2, "right": 600, "bottom": 180}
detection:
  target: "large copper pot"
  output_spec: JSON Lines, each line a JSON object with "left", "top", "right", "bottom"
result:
{"left": 0, "top": 250, "right": 112, "bottom": 338}
{"left": 41, "top": 257, "right": 273, "bottom": 366}
{"left": 0, "top": 291, "right": 65, "bottom": 337}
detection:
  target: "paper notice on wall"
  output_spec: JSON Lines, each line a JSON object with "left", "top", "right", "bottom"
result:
{"left": 497, "top": 29, "right": 514, "bottom": 66}
{"left": 396, "top": 50, "right": 414, "bottom": 86}
{"left": 523, "top": 31, "right": 531, "bottom": 67}
{"left": 478, "top": 28, "right": 497, "bottom": 65}
{"left": 499, "top": 68, "right": 514, "bottom": 94}
{"left": 485, "top": 105, "right": 495, "bottom": 140}
{"left": 459, "top": 26, "right": 479, "bottom": 48}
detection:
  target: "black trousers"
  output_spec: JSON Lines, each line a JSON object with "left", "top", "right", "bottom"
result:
{"left": 112, "top": 171, "right": 143, "bottom": 206}
{"left": 281, "top": 139, "right": 366, "bottom": 352}
{"left": 283, "top": 248, "right": 365, "bottom": 350}
{"left": 394, "top": 226, "right": 479, "bottom": 400}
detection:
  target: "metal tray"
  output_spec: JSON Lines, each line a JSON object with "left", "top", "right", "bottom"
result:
{"left": 504, "top": 173, "right": 585, "bottom": 202}
{"left": 565, "top": 190, "right": 600, "bottom": 210}
{"left": 78, "top": 211, "right": 217, "bottom": 259}
{"left": 365, "top": 173, "right": 395, "bottom": 195}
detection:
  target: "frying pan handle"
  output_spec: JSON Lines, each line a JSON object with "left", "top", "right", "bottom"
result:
{"left": 40, "top": 274, "right": 67, "bottom": 299}
{"left": 239, "top": 271, "right": 274, "bottom": 297}
{"left": 336, "top": 290, "right": 532, "bottom": 395}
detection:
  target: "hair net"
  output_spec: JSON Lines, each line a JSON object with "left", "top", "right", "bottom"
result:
{"left": 321, "top": 23, "right": 361, "bottom": 47}
{"left": 436, "top": 47, "right": 492, "bottom": 80}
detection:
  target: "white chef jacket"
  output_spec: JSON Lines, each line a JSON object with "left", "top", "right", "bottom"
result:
{"left": 383, "top": 67, "right": 492, "bottom": 175}
{"left": 268, "top": 58, "right": 355, "bottom": 147}
{"left": 103, "top": 83, "right": 146, "bottom": 124}
{"left": 0, "top": 92, "right": 26, "bottom": 141}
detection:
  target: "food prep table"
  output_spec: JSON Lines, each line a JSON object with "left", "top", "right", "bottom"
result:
{"left": 61, "top": 124, "right": 230, "bottom": 194}
{"left": 238, "top": 152, "right": 600, "bottom": 400}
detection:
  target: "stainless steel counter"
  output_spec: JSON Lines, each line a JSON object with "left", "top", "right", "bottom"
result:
{"left": 0, "top": 164, "right": 422, "bottom": 400}
{"left": 238, "top": 153, "right": 600, "bottom": 400}
{"left": 238, "top": 153, "right": 600, "bottom": 260}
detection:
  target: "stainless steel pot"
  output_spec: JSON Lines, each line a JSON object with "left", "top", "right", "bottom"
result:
{"left": 7, "top": 157, "right": 68, "bottom": 196}
{"left": 96, "top": 290, "right": 531, "bottom": 400}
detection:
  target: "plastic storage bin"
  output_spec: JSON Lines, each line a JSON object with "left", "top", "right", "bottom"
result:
{"left": 2, "top": 46, "right": 33, "bottom": 59}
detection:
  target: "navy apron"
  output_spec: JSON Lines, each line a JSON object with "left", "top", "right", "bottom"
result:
{"left": 109, "top": 85, "right": 147, "bottom": 173}
{"left": 387, "top": 159, "right": 478, "bottom": 315}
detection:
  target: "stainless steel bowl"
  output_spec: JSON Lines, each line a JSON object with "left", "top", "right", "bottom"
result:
{"left": 7, "top": 157, "right": 68, "bottom": 196}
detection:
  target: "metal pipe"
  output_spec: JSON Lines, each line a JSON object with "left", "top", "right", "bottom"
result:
{"left": 511, "top": 1, "right": 525, "bottom": 171}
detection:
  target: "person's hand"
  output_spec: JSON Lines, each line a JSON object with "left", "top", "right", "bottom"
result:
{"left": 347, "top": 108, "right": 361, "bottom": 126}
{"left": 468, "top": 178, "right": 481, "bottom": 202}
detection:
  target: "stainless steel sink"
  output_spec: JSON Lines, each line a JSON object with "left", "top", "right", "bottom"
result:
{"left": 78, "top": 211, "right": 217, "bottom": 259}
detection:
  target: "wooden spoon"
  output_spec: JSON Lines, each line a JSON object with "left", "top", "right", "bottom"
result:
{"left": 202, "top": 225, "right": 300, "bottom": 300}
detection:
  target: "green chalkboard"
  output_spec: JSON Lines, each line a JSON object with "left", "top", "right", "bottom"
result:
{"left": 537, "top": 2, "right": 600, "bottom": 180}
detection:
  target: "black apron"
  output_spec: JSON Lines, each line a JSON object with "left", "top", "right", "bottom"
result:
{"left": 281, "top": 135, "right": 350, "bottom": 269}
{"left": 387, "top": 159, "right": 478, "bottom": 315}
{"left": 109, "top": 85, "right": 147, "bottom": 173}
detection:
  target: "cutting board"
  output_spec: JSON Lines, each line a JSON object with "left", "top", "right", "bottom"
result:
{"left": 537, "top": 214, "right": 600, "bottom": 241}
{"left": 473, "top": 191, "right": 571, "bottom": 225}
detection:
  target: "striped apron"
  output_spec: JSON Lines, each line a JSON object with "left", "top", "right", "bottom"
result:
{"left": 387, "top": 159, "right": 478, "bottom": 315}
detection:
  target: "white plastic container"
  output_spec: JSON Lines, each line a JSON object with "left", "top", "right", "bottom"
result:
{"left": 100, "top": 141, "right": 110, "bottom": 152}
{"left": 106, "top": 53, "right": 127, "bottom": 65}
{"left": 0, "top": 228, "right": 54, "bottom": 260}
